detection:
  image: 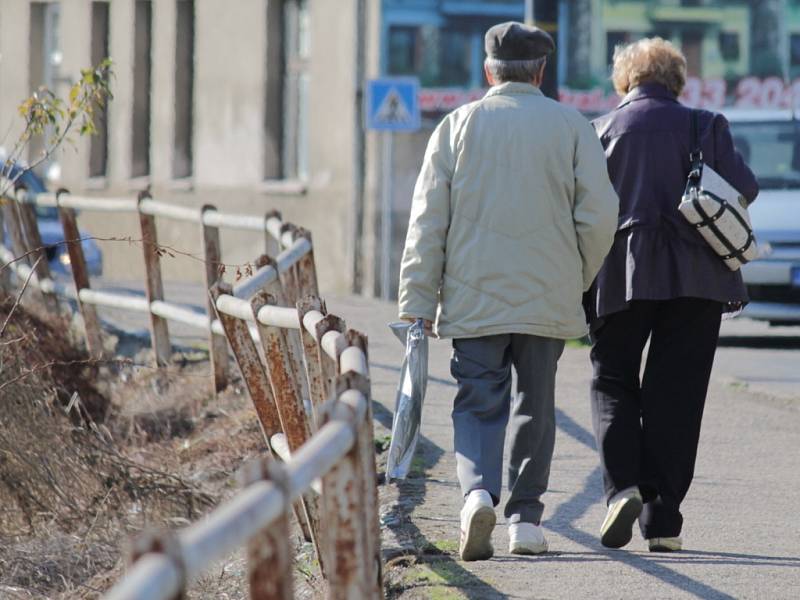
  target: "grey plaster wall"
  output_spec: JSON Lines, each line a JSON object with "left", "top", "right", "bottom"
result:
{"left": 0, "top": 0, "right": 386, "bottom": 296}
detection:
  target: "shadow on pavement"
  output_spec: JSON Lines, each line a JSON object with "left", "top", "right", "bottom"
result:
{"left": 373, "top": 399, "right": 511, "bottom": 599}
{"left": 372, "top": 362, "right": 781, "bottom": 599}
{"left": 549, "top": 408, "right": 774, "bottom": 600}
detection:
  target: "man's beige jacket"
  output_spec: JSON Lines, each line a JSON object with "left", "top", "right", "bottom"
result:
{"left": 398, "top": 82, "right": 619, "bottom": 339}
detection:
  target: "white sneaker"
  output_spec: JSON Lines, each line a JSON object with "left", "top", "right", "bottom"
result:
{"left": 459, "top": 490, "right": 495, "bottom": 561}
{"left": 509, "top": 521, "right": 548, "bottom": 555}
{"left": 600, "top": 487, "right": 643, "bottom": 549}
{"left": 648, "top": 536, "right": 682, "bottom": 552}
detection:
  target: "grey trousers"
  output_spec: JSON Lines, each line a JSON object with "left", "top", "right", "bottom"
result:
{"left": 451, "top": 334, "right": 565, "bottom": 524}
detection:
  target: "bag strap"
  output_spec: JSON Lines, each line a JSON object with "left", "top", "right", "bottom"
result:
{"left": 688, "top": 110, "right": 703, "bottom": 184}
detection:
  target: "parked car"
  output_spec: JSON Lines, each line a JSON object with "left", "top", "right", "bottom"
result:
{"left": 1, "top": 155, "right": 103, "bottom": 277}
{"left": 725, "top": 110, "right": 800, "bottom": 325}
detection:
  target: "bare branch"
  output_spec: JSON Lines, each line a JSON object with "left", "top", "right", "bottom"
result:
{"left": 1, "top": 235, "right": 255, "bottom": 276}
{"left": 0, "top": 255, "right": 43, "bottom": 339}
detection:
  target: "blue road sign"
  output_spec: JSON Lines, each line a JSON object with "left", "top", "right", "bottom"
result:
{"left": 366, "top": 77, "right": 421, "bottom": 132}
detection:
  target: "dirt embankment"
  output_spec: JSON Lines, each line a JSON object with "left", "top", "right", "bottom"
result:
{"left": 0, "top": 297, "right": 318, "bottom": 599}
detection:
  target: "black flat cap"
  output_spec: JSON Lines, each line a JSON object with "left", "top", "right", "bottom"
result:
{"left": 485, "top": 22, "right": 555, "bottom": 61}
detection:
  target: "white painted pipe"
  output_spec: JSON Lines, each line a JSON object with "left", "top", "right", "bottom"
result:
{"left": 232, "top": 237, "right": 311, "bottom": 300}
{"left": 270, "top": 433, "right": 291, "bottom": 462}
{"left": 104, "top": 554, "right": 182, "bottom": 600}
{"left": 139, "top": 198, "right": 199, "bottom": 223}
{"left": 79, "top": 289, "right": 150, "bottom": 312}
{"left": 256, "top": 304, "right": 300, "bottom": 329}
{"left": 215, "top": 294, "right": 300, "bottom": 329}
{"left": 340, "top": 346, "right": 368, "bottom": 377}
{"left": 321, "top": 330, "right": 346, "bottom": 361}
{"left": 302, "top": 310, "right": 325, "bottom": 337}
{"left": 150, "top": 300, "right": 210, "bottom": 330}
{"left": 202, "top": 211, "right": 268, "bottom": 233}
{"left": 283, "top": 420, "right": 355, "bottom": 499}
{"left": 265, "top": 216, "right": 283, "bottom": 241}
{"left": 276, "top": 237, "right": 311, "bottom": 272}
{"left": 210, "top": 318, "right": 225, "bottom": 336}
{"left": 270, "top": 433, "right": 322, "bottom": 494}
{"left": 214, "top": 294, "right": 255, "bottom": 322}
{"left": 232, "top": 264, "right": 279, "bottom": 300}
{"left": 58, "top": 195, "right": 138, "bottom": 213}
{"left": 180, "top": 481, "right": 284, "bottom": 581}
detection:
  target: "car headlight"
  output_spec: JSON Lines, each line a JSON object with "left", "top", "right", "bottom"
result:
{"left": 59, "top": 252, "right": 71, "bottom": 266}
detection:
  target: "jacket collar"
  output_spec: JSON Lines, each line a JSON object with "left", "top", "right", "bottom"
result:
{"left": 617, "top": 82, "right": 678, "bottom": 109}
{"left": 484, "top": 82, "right": 544, "bottom": 99}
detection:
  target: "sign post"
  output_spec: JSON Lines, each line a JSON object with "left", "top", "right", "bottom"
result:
{"left": 365, "top": 77, "right": 421, "bottom": 300}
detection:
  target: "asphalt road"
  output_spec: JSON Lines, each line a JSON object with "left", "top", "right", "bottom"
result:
{"left": 716, "top": 318, "right": 800, "bottom": 401}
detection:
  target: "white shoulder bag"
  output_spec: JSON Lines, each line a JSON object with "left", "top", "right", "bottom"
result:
{"left": 679, "top": 111, "right": 758, "bottom": 271}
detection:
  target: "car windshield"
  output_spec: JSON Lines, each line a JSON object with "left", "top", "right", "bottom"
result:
{"left": 729, "top": 120, "right": 800, "bottom": 190}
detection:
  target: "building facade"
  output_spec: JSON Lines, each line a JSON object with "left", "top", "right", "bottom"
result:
{"left": 0, "top": 0, "right": 382, "bottom": 294}
{"left": 381, "top": 1, "right": 800, "bottom": 112}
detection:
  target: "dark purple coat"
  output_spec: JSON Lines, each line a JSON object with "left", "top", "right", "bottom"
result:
{"left": 586, "top": 83, "right": 759, "bottom": 322}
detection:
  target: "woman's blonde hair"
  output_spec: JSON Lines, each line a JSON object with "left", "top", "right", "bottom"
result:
{"left": 611, "top": 37, "right": 687, "bottom": 97}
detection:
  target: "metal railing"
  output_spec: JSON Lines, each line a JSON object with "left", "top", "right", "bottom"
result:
{"left": 103, "top": 247, "right": 381, "bottom": 598}
{"left": 105, "top": 337, "right": 380, "bottom": 599}
{"left": 0, "top": 188, "right": 311, "bottom": 395}
{"left": 1, "top": 187, "right": 383, "bottom": 598}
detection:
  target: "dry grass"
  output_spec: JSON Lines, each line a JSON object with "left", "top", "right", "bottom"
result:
{"left": 0, "top": 296, "right": 245, "bottom": 598}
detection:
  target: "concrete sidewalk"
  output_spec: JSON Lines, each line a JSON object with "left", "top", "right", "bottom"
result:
{"left": 329, "top": 296, "right": 800, "bottom": 600}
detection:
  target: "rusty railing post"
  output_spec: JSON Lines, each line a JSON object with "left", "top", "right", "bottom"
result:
{"left": 250, "top": 290, "right": 325, "bottom": 572}
{"left": 253, "top": 253, "right": 312, "bottom": 421}
{"left": 315, "top": 313, "right": 347, "bottom": 397}
{"left": 16, "top": 190, "right": 59, "bottom": 313}
{"left": 57, "top": 190, "right": 105, "bottom": 357}
{"left": 240, "top": 457, "right": 294, "bottom": 600}
{"left": 339, "top": 333, "right": 383, "bottom": 599}
{"left": 210, "top": 281, "right": 313, "bottom": 543}
{"left": 296, "top": 296, "right": 328, "bottom": 424}
{"left": 292, "top": 228, "right": 319, "bottom": 299}
{"left": 209, "top": 282, "right": 282, "bottom": 443}
{"left": 201, "top": 204, "right": 229, "bottom": 394}
{"left": 320, "top": 384, "right": 374, "bottom": 599}
{"left": 2, "top": 191, "right": 31, "bottom": 268}
{"left": 129, "top": 531, "right": 185, "bottom": 600}
{"left": 137, "top": 191, "right": 171, "bottom": 366}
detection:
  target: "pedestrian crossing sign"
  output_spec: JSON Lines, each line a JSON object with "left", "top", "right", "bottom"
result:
{"left": 366, "top": 77, "right": 421, "bottom": 132}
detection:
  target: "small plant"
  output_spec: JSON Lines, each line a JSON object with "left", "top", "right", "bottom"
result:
{"left": 0, "top": 58, "right": 113, "bottom": 199}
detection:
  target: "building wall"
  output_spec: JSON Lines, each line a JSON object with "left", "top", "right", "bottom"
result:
{"left": 0, "top": 0, "right": 382, "bottom": 296}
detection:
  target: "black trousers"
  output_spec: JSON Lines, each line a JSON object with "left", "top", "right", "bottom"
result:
{"left": 590, "top": 298, "right": 722, "bottom": 539}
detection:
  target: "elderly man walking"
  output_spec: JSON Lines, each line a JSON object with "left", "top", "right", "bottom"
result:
{"left": 398, "top": 22, "right": 618, "bottom": 561}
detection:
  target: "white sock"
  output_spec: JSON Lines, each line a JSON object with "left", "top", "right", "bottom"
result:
{"left": 466, "top": 489, "right": 493, "bottom": 505}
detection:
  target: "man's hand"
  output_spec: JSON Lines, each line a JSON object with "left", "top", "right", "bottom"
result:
{"left": 403, "top": 317, "right": 434, "bottom": 337}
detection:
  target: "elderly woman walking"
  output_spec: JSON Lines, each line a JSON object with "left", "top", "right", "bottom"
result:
{"left": 587, "top": 38, "right": 758, "bottom": 552}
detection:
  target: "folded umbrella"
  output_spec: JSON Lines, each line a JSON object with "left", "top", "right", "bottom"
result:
{"left": 385, "top": 319, "right": 429, "bottom": 480}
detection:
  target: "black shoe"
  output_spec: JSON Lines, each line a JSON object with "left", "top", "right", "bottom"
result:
{"left": 600, "top": 491, "right": 643, "bottom": 549}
